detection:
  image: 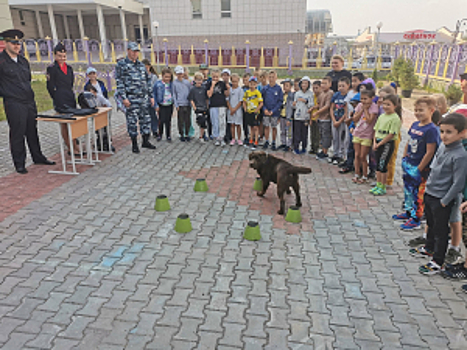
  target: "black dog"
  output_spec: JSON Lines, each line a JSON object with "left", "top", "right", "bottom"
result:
{"left": 249, "top": 151, "right": 312, "bottom": 215}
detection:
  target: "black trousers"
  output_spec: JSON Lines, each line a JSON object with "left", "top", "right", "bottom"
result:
{"left": 207, "top": 108, "right": 212, "bottom": 137}
{"left": 177, "top": 106, "right": 191, "bottom": 137}
{"left": 425, "top": 193, "right": 455, "bottom": 266}
{"left": 293, "top": 120, "right": 308, "bottom": 150}
{"left": 5, "top": 100, "right": 46, "bottom": 169}
{"left": 158, "top": 105, "right": 173, "bottom": 138}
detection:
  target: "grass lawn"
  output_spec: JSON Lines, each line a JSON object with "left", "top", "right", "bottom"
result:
{"left": 0, "top": 75, "right": 53, "bottom": 121}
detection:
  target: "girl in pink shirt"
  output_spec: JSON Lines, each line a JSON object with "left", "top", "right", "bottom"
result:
{"left": 352, "top": 90, "right": 379, "bottom": 183}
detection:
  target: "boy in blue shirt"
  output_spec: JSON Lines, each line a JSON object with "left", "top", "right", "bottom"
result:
{"left": 262, "top": 70, "right": 284, "bottom": 151}
{"left": 393, "top": 97, "right": 439, "bottom": 230}
{"left": 329, "top": 77, "right": 350, "bottom": 165}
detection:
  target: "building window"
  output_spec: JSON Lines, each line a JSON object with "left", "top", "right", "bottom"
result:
{"left": 192, "top": 0, "right": 202, "bottom": 19}
{"left": 221, "top": 0, "right": 231, "bottom": 18}
{"left": 19, "top": 10, "right": 26, "bottom": 26}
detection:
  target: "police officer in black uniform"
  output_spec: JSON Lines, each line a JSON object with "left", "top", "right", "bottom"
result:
{"left": 0, "top": 29, "right": 55, "bottom": 174}
{"left": 46, "top": 42, "right": 78, "bottom": 152}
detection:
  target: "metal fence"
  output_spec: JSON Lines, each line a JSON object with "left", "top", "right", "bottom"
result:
{"left": 24, "top": 38, "right": 467, "bottom": 87}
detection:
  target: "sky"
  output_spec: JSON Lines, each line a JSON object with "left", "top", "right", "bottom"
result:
{"left": 307, "top": 0, "right": 466, "bottom": 36}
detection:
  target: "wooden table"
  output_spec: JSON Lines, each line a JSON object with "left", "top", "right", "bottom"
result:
{"left": 37, "top": 107, "right": 112, "bottom": 175}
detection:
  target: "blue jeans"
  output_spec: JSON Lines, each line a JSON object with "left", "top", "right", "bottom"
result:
{"left": 149, "top": 105, "right": 158, "bottom": 135}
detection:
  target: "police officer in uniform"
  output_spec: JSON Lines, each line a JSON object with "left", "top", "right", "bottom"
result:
{"left": 0, "top": 29, "right": 55, "bottom": 174}
{"left": 116, "top": 42, "right": 156, "bottom": 153}
{"left": 46, "top": 42, "right": 78, "bottom": 153}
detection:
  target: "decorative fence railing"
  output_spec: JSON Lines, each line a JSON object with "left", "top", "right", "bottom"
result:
{"left": 23, "top": 38, "right": 467, "bottom": 85}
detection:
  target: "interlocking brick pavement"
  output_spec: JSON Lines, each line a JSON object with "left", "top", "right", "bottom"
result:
{"left": 1, "top": 106, "right": 467, "bottom": 349}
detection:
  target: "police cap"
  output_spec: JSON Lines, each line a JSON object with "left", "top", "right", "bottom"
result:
{"left": 0, "top": 29, "right": 24, "bottom": 43}
{"left": 53, "top": 42, "right": 67, "bottom": 54}
{"left": 127, "top": 42, "right": 140, "bottom": 51}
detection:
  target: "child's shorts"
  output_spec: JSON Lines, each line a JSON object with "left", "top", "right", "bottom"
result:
{"left": 245, "top": 112, "right": 260, "bottom": 127}
{"left": 195, "top": 110, "right": 208, "bottom": 129}
{"left": 318, "top": 119, "right": 332, "bottom": 149}
{"left": 353, "top": 136, "right": 372, "bottom": 147}
{"left": 375, "top": 139, "right": 395, "bottom": 173}
{"left": 450, "top": 192, "right": 463, "bottom": 223}
{"left": 263, "top": 116, "right": 279, "bottom": 127}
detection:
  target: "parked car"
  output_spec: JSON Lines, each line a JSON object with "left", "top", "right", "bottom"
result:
{"left": 352, "top": 55, "right": 393, "bottom": 69}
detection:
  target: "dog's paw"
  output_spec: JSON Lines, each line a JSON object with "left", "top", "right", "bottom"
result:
{"left": 286, "top": 189, "right": 291, "bottom": 194}
{"left": 257, "top": 192, "right": 265, "bottom": 197}
{"left": 277, "top": 210, "right": 284, "bottom": 215}
{"left": 296, "top": 202, "right": 302, "bottom": 207}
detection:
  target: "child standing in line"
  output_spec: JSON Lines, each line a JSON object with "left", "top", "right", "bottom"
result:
{"left": 308, "top": 80, "right": 321, "bottom": 154}
{"left": 351, "top": 89, "right": 379, "bottom": 184}
{"left": 393, "top": 97, "right": 439, "bottom": 230}
{"left": 243, "top": 76, "right": 263, "bottom": 150}
{"left": 242, "top": 73, "right": 252, "bottom": 145}
{"left": 370, "top": 94, "right": 402, "bottom": 195}
{"left": 261, "top": 70, "right": 283, "bottom": 151}
{"left": 257, "top": 71, "right": 268, "bottom": 142}
{"left": 315, "top": 76, "right": 334, "bottom": 160}
{"left": 188, "top": 72, "right": 209, "bottom": 142}
{"left": 227, "top": 73, "right": 244, "bottom": 145}
{"left": 330, "top": 77, "right": 350, "bottom": 165}
{"left": 279, "top": 78, "right": 294, "bottom": 152}
{"left": 207, "top": 69, "right": 229, "bottom": 146}
{"left": 222, "top": 69, "right": 232, "bottom": 142}
{"left": 293, "top": 78, "right": 300, "bottom": 93}
{"left": 413, "top": 113, "right": 467, "bottom": 275}
{"left": 154, "top": 67, "right": 174, "bottom": 142}
{"left": 173, "top": 65, "right": 192, "bottom": 142}
{"left": 292, "top": 76, "right": 314, "bottom": 154}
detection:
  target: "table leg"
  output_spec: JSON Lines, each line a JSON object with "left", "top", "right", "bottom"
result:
{"left": 107, "top": 111, "right": 113, "bottom": 153}
{"left": 68, "top": 123, "right": 77, "bottom": 174}
{"left": 58, "top": 122, "right": 66, "bottom": 173}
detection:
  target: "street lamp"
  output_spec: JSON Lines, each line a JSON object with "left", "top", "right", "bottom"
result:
{"left": 376, "top": 22, "right": 383, "bottom": 69}
{"left": 452, "top": 18, "right": 467, "bottom": 44}
{"left": 153, "top": 20, "right": 160, "bottom": 73}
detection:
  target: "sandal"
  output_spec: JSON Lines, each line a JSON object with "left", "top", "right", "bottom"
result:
{"left": 357, "top": 177, "right": 368, "bottom": 184}
{"left": 352, "top": 175, "right": 360, "bottom": 183}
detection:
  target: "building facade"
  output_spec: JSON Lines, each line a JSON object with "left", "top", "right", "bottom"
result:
{"left": 1, "top": 0, "right": 12, "bottom": 31}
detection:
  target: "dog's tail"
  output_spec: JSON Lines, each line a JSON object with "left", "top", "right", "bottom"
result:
{"left": 288, "top": 166, "right": 312, "bottom": 175}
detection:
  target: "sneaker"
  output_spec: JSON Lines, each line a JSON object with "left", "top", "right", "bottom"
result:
{"left": 328, "top": 156, "right": 336, "bottom": 163}
{"left": 243, "top": 137, "right": 249, "bottom": 145}
{"left": 445, "top": 262, "right": 465, "bottom": 272}
{"left": 186, "top": 137, "right": 191, "bottom": 142}
{"left": 419, "top": 260, "right": 443, "bottom": 275}
{"left": 251, "top": 145, "right": 257, "bottom": 150}
{"left": 215, "top": 140, "right": 221, "bottom": 146}
{"left": 316, "top": 152, "right": 329, "bottom": 160}
{"left": 221, "top": 141, "right": 226, "bottom": 147}
{"left": 199, "top": 137, "right": 205, "bottom": 143}
{"left": 393, "top": 212, "right": 410, "bottom": 221}
{"left": 409, "top": 246, "right": 434, "bottom": 258}
{"left": 462, "top": 284, "right": 467, "bottom": 293}
{"left": 237, "top": 140, "right": 243, "bottom": 146}
{"left": 332, "top": 158, "right": 340, "bottom": 165}
{"left": 262, "top": 141, "right": 269, "bottom": 149}
{"left": 230, "top": 140, "right": 236, "bottom": 146}
{"left": 400, "top": 218, "right": 421, "bottom": 231}
{"left": 368, "top": 170, "right": 376, "bottom": 179}
{"left": 210, "top": 135, "right": 214, "bottom": 140}
{"left": 408, "top": 235, "right": 426, "bottom": 247}
{"left": 271, "top": 143, "right": 277, "bottom": 151}
{"left": 442, "top": 264, "right": 467, "bottom": 280}
{"left": 369, "top": 186, "right": 379, "bottom": 195}
{"left": 167, "top": 137, "right": 172, "bottom": 142}
{"left": 156, "top": 136, "right": 162, "bottom": 142}
{"left": 293, "top": 148, "right": 300, "bottom": 155}
{"left": 180, "top": 136, "right": 186, "bottom": 142}
{"left": 283, "top": 147, "right": 290, "bottom": 152}
{"left": 372, "top": 186, "right": 386, "bottom": 196}
{"left": 445, "top": 248, "right": 463, "bottom": 265}
{"left": 300, "top": 148, "right": 307, "bottom": 154}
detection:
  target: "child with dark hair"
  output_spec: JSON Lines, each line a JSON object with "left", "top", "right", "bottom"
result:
{"left": 413, "top": 113, "right": 467, "bottom": 275}
{"left": 370, "top": 94, "right": 402, "bottom": 195}
{"left": 329, "top": 76, "right": 350, "bottom": 165}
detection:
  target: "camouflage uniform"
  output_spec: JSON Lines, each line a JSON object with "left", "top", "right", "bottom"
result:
{"left": 116, "top": 57, "right": 153, "bottom": 138}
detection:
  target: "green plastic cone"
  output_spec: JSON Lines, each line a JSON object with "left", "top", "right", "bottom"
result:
{"left": 194, "top": 178, "right": 209, "bottom": 192}
{"left": 253, "top": 177, "right": 263, "bottom": 191}
{"left": 285, "top": 206, "right": 302, "bottom": 223}
{"left": 243, "top": 221, "right": 261, "bottom": 241}
{"left": 154, "top": 195, "right": 171, "bottom": 211}
{"left": 175, "top": 214, "right": 192, "bottom": 233}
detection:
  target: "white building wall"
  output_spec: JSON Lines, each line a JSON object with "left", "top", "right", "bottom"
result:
{"left": 150, "top": 0, "right": 307, "bottom": 37}
{"left": 0, "top": 0, "right": 12, "bottom": 31}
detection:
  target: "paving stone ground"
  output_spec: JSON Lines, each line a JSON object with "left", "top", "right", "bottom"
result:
{"left": 1, "top": 107, "right": 467, "bottom": 349}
